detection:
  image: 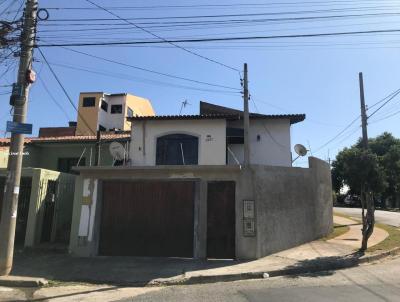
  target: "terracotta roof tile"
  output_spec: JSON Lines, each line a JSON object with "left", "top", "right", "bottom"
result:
{"left": 0, "top": 132, "right": 130, "bottom": 146}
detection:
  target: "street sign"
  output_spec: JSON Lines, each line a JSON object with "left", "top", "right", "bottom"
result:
{"left": 6, "top": 121, "right": 33, "bottom": 134}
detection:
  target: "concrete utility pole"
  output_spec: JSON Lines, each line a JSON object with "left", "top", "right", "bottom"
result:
{"left": 243, "top": 63, "right": 250, "bottom": 167}
{"left": 359, "top": 72, "right": 368, "bottom": 149}
{"left": 358, "top": 72, "right": 375, "bottom": 252}
{"left": 0, "top": 0, "right": 38, "bottom": 276}
{"left": 94, "top": 130, "right": 101, "bottom": 166}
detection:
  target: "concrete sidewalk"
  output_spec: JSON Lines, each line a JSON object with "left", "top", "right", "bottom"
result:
{"left": 328, "top": 216, "right": 389, "bottom": 248}
{"left": 6, "top": 215, "right": 396, "bottom": 287}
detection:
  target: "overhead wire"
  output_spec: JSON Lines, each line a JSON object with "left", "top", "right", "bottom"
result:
{"left": 83, "top": 0, "right": 241, "bottom": 74}
{"left": 35, "top": 28, "right": 400, "bottom": 47}
{"left": 56, "top": 47, "right": 240, "bottom": 91}
{"left": 37, "top": 48, "right": 96, "bottom": 136}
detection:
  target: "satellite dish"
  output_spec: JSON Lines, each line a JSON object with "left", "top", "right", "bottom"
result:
{"left": 109, "top": 142, "right": 125, "bottom": 161}
{"left": 294, "top": 144, "right": 308, "bottom": 157}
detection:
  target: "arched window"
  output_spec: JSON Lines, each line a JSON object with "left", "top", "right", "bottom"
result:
{"left": 156, "top": 134, "right": 199, "bottom": 165}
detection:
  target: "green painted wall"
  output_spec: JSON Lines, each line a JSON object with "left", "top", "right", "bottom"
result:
{"left": 22, "top": 141, "right": 121, "bottom": 171}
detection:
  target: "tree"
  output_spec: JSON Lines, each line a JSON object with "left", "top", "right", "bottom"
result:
{"left": 332, "top": 147, "right": 386, "bottom": 251}
{"left": 334, "top": 132, "right": 400, "bottom": 207}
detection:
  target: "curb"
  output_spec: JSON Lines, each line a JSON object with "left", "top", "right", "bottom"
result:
{"left": 154, "top": 246, "right": 400, "bottom": 286}
{"left": 0, "top": 276, "right": 48, "bottom": 288}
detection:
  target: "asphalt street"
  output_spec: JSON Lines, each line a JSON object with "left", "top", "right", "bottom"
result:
{"left": 117, "top": 256, "right": 400, "bottom": 302}
{"left": 334, "top": 207, "right": 400, "bottom": 227}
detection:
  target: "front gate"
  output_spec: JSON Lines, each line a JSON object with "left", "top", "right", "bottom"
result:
{"left": 0, "top": 177, "right": 32, "bottom": 246}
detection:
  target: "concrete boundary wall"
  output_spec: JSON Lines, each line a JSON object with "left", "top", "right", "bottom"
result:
{"left": 253, "top": 157, "right": 333, "bottom": 257}
{"left": 70, "top": 157, "right": 332, "bottom": 260}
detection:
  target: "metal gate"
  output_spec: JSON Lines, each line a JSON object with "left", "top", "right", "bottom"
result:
{"left": 39, "top": 177, "right": 75, "bottom": 244}
{"left": 99, "top": 180, "right": 195, "bottom": 257}
{"left": 0, "top": 177, "right": 32, "bottom": 246}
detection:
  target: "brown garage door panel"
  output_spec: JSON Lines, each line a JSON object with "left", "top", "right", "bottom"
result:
{"left": 99, "top": 181, "right": 195, "bottom": 257}
{"left": 207, "top": 181, "right": 236, "bottom": 259}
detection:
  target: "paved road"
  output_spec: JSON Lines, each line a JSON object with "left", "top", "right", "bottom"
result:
{"left": 334, "top": 207, "right": 400, "bottom": 227}
{"left": 3, "top": 256, "right": 400, "bottom": 301}
{"left": 119, "top": 257, "right": 400, "bottom": 302}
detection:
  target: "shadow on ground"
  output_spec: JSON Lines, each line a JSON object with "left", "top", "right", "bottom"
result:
{"left": 11, "top": 249, "right": 247, "bottom": 286}
{"left": 281, "top": 251, "right": 365, "bottom": 279}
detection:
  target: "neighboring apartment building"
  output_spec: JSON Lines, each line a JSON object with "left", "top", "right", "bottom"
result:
{"left": 76, "top": 92, "right": 155, "bottom": 135}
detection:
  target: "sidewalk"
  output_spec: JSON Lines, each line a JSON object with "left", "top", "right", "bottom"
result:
{"left": 6, "top": 215, "right": 398, "bottom": 287}
{"left": 328, "top": 216, "right": 389, "bottom": 248}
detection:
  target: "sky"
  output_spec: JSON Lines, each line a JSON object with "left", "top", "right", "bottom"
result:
{"left": 1, "top": 0, "right": 400, "bottom": 167}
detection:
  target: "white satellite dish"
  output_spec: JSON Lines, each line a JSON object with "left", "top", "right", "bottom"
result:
{"left": 292, "top": 144, "right": 308, "bottom": 163}
{"left": 294, "top": 144, "right": 308, "bottom": 157}
{"left": 109, "top": 141, "right": 125, "bottom": 161}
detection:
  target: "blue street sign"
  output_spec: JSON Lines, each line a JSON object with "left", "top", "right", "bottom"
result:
{"left": 6, "top": 121, "right": 33, "bottom": 134}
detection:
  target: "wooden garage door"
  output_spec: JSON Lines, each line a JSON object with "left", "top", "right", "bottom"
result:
{"left": 99, "top": 180, "right": 195, "bottom": 257}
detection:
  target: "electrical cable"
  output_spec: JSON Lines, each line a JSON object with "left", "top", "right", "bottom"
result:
{"left": 37, "top": 74, "right": 72, "bottom": 121}
{"left": 37, "top": 47, "right": 96, "bottom": 136}
{"left": 57, "top": 47, "right": 240, "bottom": 91}
{"left": 83, "top": 0, "right": 241, "bottom": 74}
{"left": 367, "top": 89, "right": 400, "bottom": 119}
{"left": 36, "top": 28, "right": 400, "bottom": 47}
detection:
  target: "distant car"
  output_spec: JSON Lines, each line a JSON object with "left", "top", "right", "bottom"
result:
{"left": 344, "top": 195, "right": 361, "bottom": 207}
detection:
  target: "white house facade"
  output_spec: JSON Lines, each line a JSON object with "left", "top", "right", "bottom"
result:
{"left": 128, "top": 102, "right": 303, "bottom": 167}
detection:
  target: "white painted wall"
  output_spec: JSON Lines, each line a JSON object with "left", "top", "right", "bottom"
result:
{"left": 227, "top": 119, "right": 292, "bottom": 167}
{"left": 130, "top": 119, "right": 227, "bottom": 165}
{"left": 98, "top": 95, "right": 126, "bottom": 131}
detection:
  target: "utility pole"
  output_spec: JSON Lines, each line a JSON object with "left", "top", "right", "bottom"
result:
{"left": 243, "top": 63, "right": 250, "bottom": 167}
{"left": 94, "top": 130, "right": 101, "bottom": 166}
{"left": 0, "top": 0, "right": 38, "bottom": 276}
{"left": 359, "top": 72, "right": 368, "bottom": 149}
{"left": 358, "top": 72, "right": 375, "bottom": 252}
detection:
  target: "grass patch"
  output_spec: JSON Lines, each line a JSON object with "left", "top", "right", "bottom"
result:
{"left": 367, "top": 223, "right": 400, "bottom": 253}
{"left": 322, "top": 223, "right": 350, "bottom": 241}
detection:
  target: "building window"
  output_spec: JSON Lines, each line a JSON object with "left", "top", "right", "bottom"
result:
{"left": 99, "top": 125, "right": 106, "bottom": 131}
{"left": 156, "top": 134, "right": 198, "bottom": 165}
{"left": 111, "top": 104, "right": 123, "bottom": 114}
{"left": 58, "top": 158, "right": 86, "bottom": 174}
{"left": 82, "top": 97, "right": 96, "bottom": 107}
{"left": 101, "top": 100, "right": 108, "bottom": 112}
{"left": 127, "top": 107, "right": 134, "bottom": 117}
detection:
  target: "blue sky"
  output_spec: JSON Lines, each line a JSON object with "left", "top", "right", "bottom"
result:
{"left": 1, "top": 0, "right": 400, "bottom": 166}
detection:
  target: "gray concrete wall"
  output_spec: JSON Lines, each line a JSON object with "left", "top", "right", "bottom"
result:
{"left": 253, "top": 157, "right": 333, "bottom": 257}
{"left": 69, "top": 158, "right": 333, "bottom": 260}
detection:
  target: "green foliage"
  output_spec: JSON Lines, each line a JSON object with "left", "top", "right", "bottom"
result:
{"left": 332, "top": 148, "right": 386, "bottom": 195}
{"left": 332, "top": 132, "right": 400, "bottom": 202}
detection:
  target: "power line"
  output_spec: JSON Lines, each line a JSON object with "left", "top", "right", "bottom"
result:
{"left": 250, "top": 95, "right": 288, "bottom": 149}
{"left": 36, "top": 28, "right": 400, "bottom": 47}
{"left": 313, "top": 115, "right": 361, "bottom": 154}
{"left": 37, "top": 74, "right": 72, "bottom": 121}
{"left": 83, "top": 0, "right": 241, "bottom": 73}
{"left": 47, "top": 61, "right": 240, "bottom": 95}
{"left": 37, "top": 47, "right": 96, "bottom": 136}
{"left": 367, "top": 89, "right": 400, "bottom": 118}
{"left": 58, "top": 47, "right": 240, "bottom": 91}
{"left": 42, "top": 8, "right": 400, "bottom": 22}
{"left": 367, "top": 87, "right": 400, "bottom": 110}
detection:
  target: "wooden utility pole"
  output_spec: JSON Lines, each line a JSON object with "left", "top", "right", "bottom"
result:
{"left": 243, "top": 63, "right": 250, "bottom": 167}
{"left": 359, "top": 72, "right": 374, "bottom": 252}
{"left": 0, "top": 0, "right": 38, "bottom": 276}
